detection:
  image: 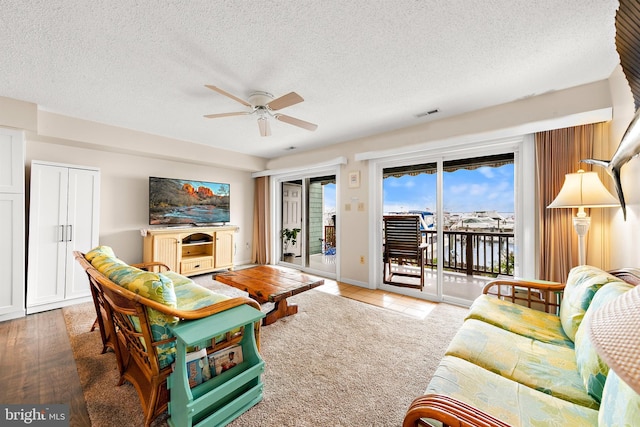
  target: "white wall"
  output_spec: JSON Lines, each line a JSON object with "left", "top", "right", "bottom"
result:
{"left": 265, "top": 79, "right": 631, "bottom": 285}
{"left": 25, "top": 137, "right": 256, "bottom": 264}
{"left": 608, "top": 66, "right": 640, "bottom": 269}
{"left": 0, "top": 97, "right": 266, "bottom": 267}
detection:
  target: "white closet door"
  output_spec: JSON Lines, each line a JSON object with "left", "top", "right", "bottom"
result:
{"left": 0, "top": 194, "right": 24, "bottom": 319}
{"left": 0, "top": 128, "right": 25, "bottom": 321}
{"left": 26, "top": 164, "right": 69, "bottom": 307}
{"left": 65, "top": 167, "right": 100, "bottom": 299}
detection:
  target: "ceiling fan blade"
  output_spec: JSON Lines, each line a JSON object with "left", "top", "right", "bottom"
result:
{"left": 275, "top": 114, "right": 318, "bottom": 131}
{"left": 205, "top": 85, "right": 252, "bottom": 107}
{"left": 257, "top": 117, "right": 271, "bottom": 137}
{"left": 266, "top": 92, "right": 304, "bottom": 111}
{"left": 203, "top": 112, "right": 251, "bottom": 119}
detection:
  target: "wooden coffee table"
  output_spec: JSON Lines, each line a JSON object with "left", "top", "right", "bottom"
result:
{"left": 214, "top": 265, "right": 325, "bottom": 325}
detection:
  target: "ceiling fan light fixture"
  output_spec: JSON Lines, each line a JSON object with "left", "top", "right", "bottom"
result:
{"left": 257, "top": 116, "right": 271, "bottom": 137}
{"left": 248, "top": 91, "right": 274, "bottom": 108}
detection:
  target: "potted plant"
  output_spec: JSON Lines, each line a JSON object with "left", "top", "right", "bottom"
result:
{"left": 281, "top": 228, "right": 301, "bottom": 262}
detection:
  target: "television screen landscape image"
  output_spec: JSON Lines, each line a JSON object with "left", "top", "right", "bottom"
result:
{"left": 149, "top": 177, "right": 230, "bottom": 225}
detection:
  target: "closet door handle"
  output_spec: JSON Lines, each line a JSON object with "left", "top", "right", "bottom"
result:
{"left": 66, "top": 225, "right": 73, "bottom": 242}
{"left": 59, "top": 225, "right": 66, "bottom": 242}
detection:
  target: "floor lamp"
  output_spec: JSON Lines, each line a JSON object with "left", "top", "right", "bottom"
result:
{"left": 547, "top": 169, "right": 619, "bottom": 265}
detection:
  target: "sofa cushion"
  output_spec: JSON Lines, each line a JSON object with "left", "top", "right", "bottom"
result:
{"left": 425, "top": 356, "right": 599, "bottom": 426}
{"left": 466, "top": 294, "right": 573, "bottom": 348}
{"left": 598, "top": 370, "right": 640, "bottom": 426}
{"left": 574, "top": 281, "right": 634, "bottom": 404}
{"left": 560, "top": 265, "right": 624, "bottom": 341}
{"left": 446, "top": 319, "right": 598, "bottom": 409}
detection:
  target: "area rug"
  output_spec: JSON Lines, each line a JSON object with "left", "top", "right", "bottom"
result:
{"left": 63, "top": 277, "right": 468, "bottom": 427}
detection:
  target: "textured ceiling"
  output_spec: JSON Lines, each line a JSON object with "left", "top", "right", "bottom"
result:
{"left": 0, "top": 1, "right": 620, "bottom": 159}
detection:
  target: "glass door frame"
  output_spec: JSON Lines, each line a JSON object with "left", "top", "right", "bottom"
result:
{"left": 368, "top": 135, "right": 536, "bottom": 305}
{"left": 271, "top": 165, "right": 341, "bottom": 280}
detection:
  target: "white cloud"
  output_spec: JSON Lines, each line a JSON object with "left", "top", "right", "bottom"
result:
{"left": 477, "top": 167, "right": 495, "bottom": 179}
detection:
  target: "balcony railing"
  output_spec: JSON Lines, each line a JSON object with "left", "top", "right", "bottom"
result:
{"left": 422, "top": 230, "right": 515, "bottom": 277}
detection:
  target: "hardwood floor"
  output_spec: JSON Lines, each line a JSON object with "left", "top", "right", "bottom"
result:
{"left": 316, "top": 279, "right": 438, "bottom": 319}
{"left": 0, "top": 309, "right": 90, "bottom": 426}
{"left": 0, "top": 279, "right": 437, "bottom": 426}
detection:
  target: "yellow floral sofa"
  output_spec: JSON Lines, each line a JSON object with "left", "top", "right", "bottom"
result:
{"left": 75, "top": 246, "right": 262, "bottom": 427}
{"left": 403, "top": 265, "right": 640, "bottom": 427}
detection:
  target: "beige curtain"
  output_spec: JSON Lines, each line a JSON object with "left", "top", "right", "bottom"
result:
{"left": 535, "top": 123, "right": 608, "bottom": 282}
{"left": 251, "top": 176, "right": 271, "bottom": 264}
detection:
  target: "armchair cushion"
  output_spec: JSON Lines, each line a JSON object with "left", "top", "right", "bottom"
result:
{"left": 574, "top": 281, "right": 634, "bottom": 403}
{"left": 560, "top": 266, "right": 624, "bottom": 341}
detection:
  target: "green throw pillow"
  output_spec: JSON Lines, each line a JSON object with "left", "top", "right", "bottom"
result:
{"left": 598, "top": 370, "right": 640, "bottom": 426}
{"left": 559, "top": 265, "right": 624, "bottom": 341}
{"left": 574, "top": 281, "right": 633, "bottom": 403}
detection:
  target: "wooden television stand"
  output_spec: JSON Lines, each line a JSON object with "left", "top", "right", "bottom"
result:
{"left": 142, "top": 225, "right": 238, "bottom": 276}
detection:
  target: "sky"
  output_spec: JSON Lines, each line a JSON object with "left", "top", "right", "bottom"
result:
{"left": 383, "top": 164, "right": 514, "bottom": 214}
{"left": 324, "top": 183, "right": 336, "bottom": 210}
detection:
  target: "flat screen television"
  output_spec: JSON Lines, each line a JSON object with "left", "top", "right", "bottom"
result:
{"left": 149, "top": 176, "right": 230, "bottom": 225}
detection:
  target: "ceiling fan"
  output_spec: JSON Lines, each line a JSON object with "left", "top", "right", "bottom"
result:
{"left": 203, "top": 85, "right": 318, "bottom": 137}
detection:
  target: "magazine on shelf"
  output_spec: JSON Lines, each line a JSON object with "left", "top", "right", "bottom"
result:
{"left": 184, "top": 348, "right": 211, "bottom": 388}
{"left": 209, "top": 344, "right": 243, "bottom": 376}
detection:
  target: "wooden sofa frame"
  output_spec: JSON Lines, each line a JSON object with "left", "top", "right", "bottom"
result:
{"left": 403, "top": 267, "right": 640, "bottom": 427}
{"left": 74, "top": 251, "right": 262, "bottom": 427}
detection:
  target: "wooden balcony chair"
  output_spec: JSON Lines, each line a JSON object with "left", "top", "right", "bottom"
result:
{"left": 324, "top": 225, "right": 336, "bottom": 254}
{"left": 383, "top": 215, "right": 427, "bottom": 290}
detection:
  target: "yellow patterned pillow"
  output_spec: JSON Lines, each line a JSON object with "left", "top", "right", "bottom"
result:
{"left": 85, "top": 245, "right": 116, "bottom": 262}
{"left": 86, "top": 246, "right": 177, "bottom": 309}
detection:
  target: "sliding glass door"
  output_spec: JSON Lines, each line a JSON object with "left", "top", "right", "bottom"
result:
{"left": 279, "top": 175, "right": 337, "bottom": 277}
{"left": 383, "top": 162, "right": 439, "bottom": 299}
{"left": 380, "top": 152, "right": 515, "bottom": 305}
{"left": 440, "top": 155, "right": 514, "bottom": 303}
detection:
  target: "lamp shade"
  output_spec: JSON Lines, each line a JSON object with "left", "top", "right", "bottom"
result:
{"left": 548, "top": 170, "right": 619, "bottom": 209}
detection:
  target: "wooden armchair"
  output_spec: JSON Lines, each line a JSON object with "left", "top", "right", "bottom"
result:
{"left": 383, "top": 215, "right": 427, "bottom": 290}
{"left": 74, "top": 251, "right": 262, "bottom": 427}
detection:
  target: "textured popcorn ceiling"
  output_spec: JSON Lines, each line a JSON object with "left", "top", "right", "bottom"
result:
{"left": 0, "top": 1, "right": 620, "bottom": 159}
